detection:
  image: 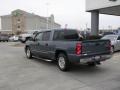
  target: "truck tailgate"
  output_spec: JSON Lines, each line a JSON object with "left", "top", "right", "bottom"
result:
{"left": 82, "top": 40, "right": 111, "bottom": 55}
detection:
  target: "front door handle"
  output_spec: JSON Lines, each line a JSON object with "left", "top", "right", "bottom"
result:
{"left": 45, "top": 43, "right": 48, "bottom": 46}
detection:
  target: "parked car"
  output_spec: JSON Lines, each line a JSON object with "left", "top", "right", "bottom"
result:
{"left": 9, "top": 35, "right": 19, "bottom": 42}
{"left": 19, "top": 31, "right": 39, "bottom": 43}
{"left": 102, "top": 32, "right": 115, "bottom": 36}
{"left": 25, "top": 29, "right": 112, "bottom": 71}
{"left": 0, "top": 34, "right": 9, "bottom": 42}
{"left": 102, "top": 35, "right": 120, "bottom": 52}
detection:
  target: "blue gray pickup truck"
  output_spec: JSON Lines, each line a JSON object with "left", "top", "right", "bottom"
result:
{"left": 25, "top": 29, "right": 112, "bottom": 71}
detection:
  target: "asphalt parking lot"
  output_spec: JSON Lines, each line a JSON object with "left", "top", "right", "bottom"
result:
{"left": 0, "top": 42, "right": 120, "bottom": 90}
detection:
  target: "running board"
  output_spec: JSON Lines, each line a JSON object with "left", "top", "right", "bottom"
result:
{"left": 33, "top": 56, "right": 53, "bottom": 62}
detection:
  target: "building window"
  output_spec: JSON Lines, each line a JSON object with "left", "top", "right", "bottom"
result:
{"left": 17, "top": 25, "right": 21, "bottom": 31}
{"left": 17, "top": 26, "right": 20, "bottom": 28}
{"left": 17, "top": 19, "right": 21, "bottom": 23}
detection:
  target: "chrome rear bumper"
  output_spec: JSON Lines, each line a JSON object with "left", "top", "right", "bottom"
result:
{"left": 80, "top": 54, "right": 112, "bottom": 64}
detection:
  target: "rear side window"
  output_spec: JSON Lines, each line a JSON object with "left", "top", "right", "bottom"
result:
{"left": 53, "top": 30, "right": 79, "bottom": 41}
{"left": 42, "top": 31, "right": 51, "bottom": 41}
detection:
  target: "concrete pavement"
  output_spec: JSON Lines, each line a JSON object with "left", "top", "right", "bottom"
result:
{"left": 0, "top": 42, "right": 120, "bottom": 90}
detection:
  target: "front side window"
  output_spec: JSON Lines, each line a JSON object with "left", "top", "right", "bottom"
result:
{"left": 35, "top": 33, "right": 43, "bottom": 41}
{"left": 42, "top": 31, "right": 51, "bottom": 41}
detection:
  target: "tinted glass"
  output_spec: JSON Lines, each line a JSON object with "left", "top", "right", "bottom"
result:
{"left": 53, "top": 31, "right": 64, "bottom": 40}
{"left": 42, "top": 31, "right": 51, "bottom": 41}
{"left": 117, "top": 36, "right": 120, "bottom": 40}
{"left": 35, "top": 33, "right": 43, "bottom": 41}
{"left": 53, "top": 30, "right": 79, "bottom": 41}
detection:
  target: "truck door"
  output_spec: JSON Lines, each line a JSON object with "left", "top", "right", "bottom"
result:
{"left": 40, "top": 31, "right": 52, "bottom": 59}
{"left": 31, "top": 32, "right": 43, "bottom": 57}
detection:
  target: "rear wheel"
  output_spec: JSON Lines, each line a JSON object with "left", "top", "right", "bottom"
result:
{"left": 57, "top": 53, "right": 70, "bottom": 71}
{"left": 26, "top": 47, "right": 32, "bottom": 59}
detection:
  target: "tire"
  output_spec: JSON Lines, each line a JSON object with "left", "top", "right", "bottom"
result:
{"left": 57, "top": 53, "right": 70, "bottom": 71}
{"left": 26, "top": 47, "right": 32, "bottom": 59}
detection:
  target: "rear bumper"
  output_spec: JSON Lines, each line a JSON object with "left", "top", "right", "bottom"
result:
{"left": 79, "top": 54, "right": 112, "bottom": 64}
{"left": 68, "top": 54, "right": 112, "bottom": 64}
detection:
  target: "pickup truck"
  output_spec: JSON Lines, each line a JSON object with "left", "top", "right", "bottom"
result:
{"left": 25, "top": 29, "right": 112, "bottom": 71}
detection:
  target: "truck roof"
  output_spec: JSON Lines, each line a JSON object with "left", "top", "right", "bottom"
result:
{"left": 37, "top": 29, "right": 78, "bottom": 33}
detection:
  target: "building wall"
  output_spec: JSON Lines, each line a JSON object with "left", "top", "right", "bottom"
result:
{"left": 86, "top": 0, "right": 120, "bottom": 11}
{"left": 26, "top": 16, "right": 47, "bottom": 30}
{"left": 1, "top": 16, "right": 12, "bottom": 30}
{"left": 0, "top": 9, "right": 61, "bottom": 34}
{"left": 0, "top": 18, "right": 1, "bottom": 29}
{"left": 26, "top": 15, "right": 61, "bottom": 31}
{"left": 12, "top": 10, "right": 26, "bottom": 34}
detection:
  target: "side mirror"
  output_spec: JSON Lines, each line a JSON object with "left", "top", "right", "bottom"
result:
{"left": 117, "top": 39, "right": 120, "bottom": 41}
{"left": 117, "top": 37, "right": 120, "bottom": 40}
{"left": 28, "top": 37, "right": 34, "bottom": 41}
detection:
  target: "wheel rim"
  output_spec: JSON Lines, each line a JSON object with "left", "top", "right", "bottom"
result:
{"left": 26, "top": 48, "right": 30, "bottom": 57}
{"left": 58, "top": 57, "right": 65, "bottom": 69}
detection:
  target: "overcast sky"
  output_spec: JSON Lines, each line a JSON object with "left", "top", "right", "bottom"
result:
{"left": 0, "top": 0, "right": 120, "bottom": 30}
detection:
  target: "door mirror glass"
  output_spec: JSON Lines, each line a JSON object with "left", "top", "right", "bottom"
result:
{"left": 117, "top": 36, "right": 120, "bottom": 40}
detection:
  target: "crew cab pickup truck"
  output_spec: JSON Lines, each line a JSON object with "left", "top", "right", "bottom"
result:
{"left": 25, "top": 29, "right": 112, "bottom": 71}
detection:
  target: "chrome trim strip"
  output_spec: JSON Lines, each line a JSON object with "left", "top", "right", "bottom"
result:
{"left": 31, "top": 50, "right": 55, "bottom": 54}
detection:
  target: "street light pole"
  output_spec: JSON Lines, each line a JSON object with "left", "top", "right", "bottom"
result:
{"left": 46, "top": 3, "right": 49, "bottom": 29}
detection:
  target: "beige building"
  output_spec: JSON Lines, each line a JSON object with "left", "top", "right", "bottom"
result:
{"left": 0, "top": 9, "right": 61, "bottom": 34}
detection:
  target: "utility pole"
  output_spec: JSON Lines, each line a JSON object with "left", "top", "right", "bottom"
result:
{"left": 46, "top": 3, "right": 49, "bottom": 29}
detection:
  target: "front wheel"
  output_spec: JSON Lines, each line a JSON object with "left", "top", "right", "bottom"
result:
{"left": 26, "top": 47, "right": 32, "bottom": 59}
{"left": 57, "top": 53, "right": 70, "bottom": 71}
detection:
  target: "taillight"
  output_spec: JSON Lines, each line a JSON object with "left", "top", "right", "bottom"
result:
{"left": 76, "top": 43, "right": 82, "bottom": 55}
{"left": 109, "top": 42, "right": 112, "bottom": 53}
{"left": 107, "top": 41, "right": 112, "bottom": 53}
